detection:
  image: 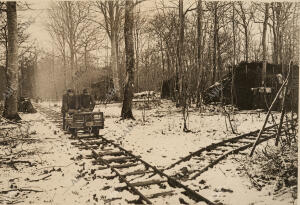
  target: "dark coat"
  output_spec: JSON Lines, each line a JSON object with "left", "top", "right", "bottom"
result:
{"left": 79, "top": 94, "right": 95, "bottom": 110}
{"left": 61, "top": 94, "right": 78, "bottom": 112}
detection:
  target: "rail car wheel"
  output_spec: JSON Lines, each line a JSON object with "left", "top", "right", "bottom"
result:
{"left": 70, "top": 128, "right": 77, "bottom": 137}
{"left": 65, "top": 125, "right": 70, "bottom": 133}
{"left": 92, "top": 127, "right": 99, "bottom": 136}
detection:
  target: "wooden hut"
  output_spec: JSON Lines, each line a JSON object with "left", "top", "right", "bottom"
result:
{"left": 203, "top": 62, "right": 299, "bottom": 110}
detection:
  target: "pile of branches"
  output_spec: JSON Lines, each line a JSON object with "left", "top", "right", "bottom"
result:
{"left": 239, "top": 140, "right": 297, "bottom": 199}
{"left": 202, "top": 74, "right": 232, "bottom": 105}
{"left": 0, "top": 119, "right": 37, "bottom": 170}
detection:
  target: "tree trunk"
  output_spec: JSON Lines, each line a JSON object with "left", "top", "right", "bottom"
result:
{"left": 70, "top": 46, "right": 75, "bottom": 90}
{"left": 84, "top": 45, "right": 88, "bottom": 71}
{"left": 3, "top": 2, "right": 20, "bottom": 120}
{"left": 178, "top": 0, "right": 184, "bottom": 106}
{"left": 217, "top": 32, "right": 222, "bottom": 81}
{"left": 121, "top": 0, "right": 135, "bottom": 120}
{"left": 61, "top": 27, "right": 67, "bottom": 90}
{"left": 134, "top": 20, "right": 139, "bottom": 93}
{"left": 196, "top": 0, "right": 203, "bottom": 107}
{"left": 212, "top": 2, "right": 218, "bottom": 84}
{"left": 66, "top": 2, "right": 76, "bottom": 91}
{"left": 159, "top": 35, "right": 165, "bottom": 95}
{"left": 178, "top": 0, "right": 189, "bottom": 131}
{"left": 111, "top": 32, "right": 121, "bottom": 99}
{"left": 272, "top": 3, "right": 278, "bottom": 64}
{"left": 231, "top": 2, "right": 236, "bottom": 105}
{"left": 63, "top": 52, "right": 67, "bottom": 90}
{"left": 262, "top": 3, "right": 269, "bottom": 86}
{"left": 244, "top": 26, "right": 249, "bottom": 62}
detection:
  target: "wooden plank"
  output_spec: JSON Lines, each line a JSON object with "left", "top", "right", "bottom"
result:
{"left": 97, "top": 166, "right": 109, "bottom": 170}
{"left": 111, "top": 163, "right": 139, "bottom": 169}
{"left": 146, "top": 191, "right": 175, "bottom": 199}
{"left": 78, "top": 135, "right": 99, "bottom": 140}
{"left": 130, "top": 179, "right": 167, "bottom": 187}
{"left": 99, "top": 151, "right": 124, "bottom": 156}
{"left": 214, "top": 147, "right": 228, "bottom": 152}
{"left": 262, "top": 131, "right": 276, "bottom": 135}
{"left": 237, "top": 140, "right": 252, "bottom": 144}
{"left": 122, "top": 169, "right": 164, "bottom": 177}
{"left": 205, "top": 152, "right": 223, "bottom": 156}
{"left": 100, "top": 148, "right": 114, "bottom": 152}
{"left": 105, "top": 156, "right": 133, "bottom": 163}
{"left": 223, "top": 144, "right": 240, "bottom": 148}
{"left": 121, "top": 170, "right": 154, "bottom": 177}
{"left": 245, "top": 135, "right": 257, "bottom": 139}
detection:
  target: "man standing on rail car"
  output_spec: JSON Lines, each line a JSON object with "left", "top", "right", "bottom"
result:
{"left": 61, "top": 89, "right": 78, "bottom": 130}
{"left": 79, "top": 88, "right": 95, "bottom": 112}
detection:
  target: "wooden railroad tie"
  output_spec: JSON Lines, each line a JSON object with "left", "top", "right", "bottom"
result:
{"left": 98, "top": 151, "right": 124, "bottom": 156}
{"left": 104, "top": 156, "right": 134, "bottom": 163}
{"left": 121, "top": 170, "right": 155, "bottom": 177}
{"left": 115, "top": 179, "right": 168, "bottom": 191}
{"left": 146, "top": 190, "right": 175, "bottom": 199}
{"left": 110, "top": 163, "right": 139, "bottom": 169}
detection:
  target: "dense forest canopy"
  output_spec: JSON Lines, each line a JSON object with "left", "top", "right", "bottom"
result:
{"left": 0, "top": 1, "right": 299, "bottom": 101}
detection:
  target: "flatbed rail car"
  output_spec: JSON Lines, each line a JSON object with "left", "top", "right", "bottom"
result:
{"left": 66, "top": 111, "right": 104, "bottom": 137}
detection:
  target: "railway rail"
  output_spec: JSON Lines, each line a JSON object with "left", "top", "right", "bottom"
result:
{"left": 35, "top": 104, "right": 216, "bottom": 205}
{"left": 164, "top": 118, "right": 297, "bottom": 181}
{"left": 35, "top": 103, "right": 297, "bottom": 204}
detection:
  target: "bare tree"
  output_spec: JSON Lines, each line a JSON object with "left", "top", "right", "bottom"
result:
{"left": 235, "top": 2, "right": 254, "bottom": 62}
{"left": 47, "top": 6, "right": 68, "bottom": 89}
{"left": 270, "top": 2, "right": 293, "bottom": 67}
{"left": 207, "top": 2, "right": 230, "bottom": 84}
{"left": 94, "top": 1, "right": 124, "bottom": 100}
{"left": 3, "top": 1, "right": 20, "bottom": 120}
{"left": 47, "top": 2, "right": 92, "bottom": 91}
{"left": 196, "top": 0, "right": 203, "bottom": 107}
{"left": 133, "top": 2, "right": 146, "bottom": 93}
{"left": 121, "top": 0, "right": 135, "bottom": 119}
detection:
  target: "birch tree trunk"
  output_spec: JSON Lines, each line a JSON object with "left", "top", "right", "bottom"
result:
{"left": 262, "top": 3, "right": 269, "bottom": 86}
{"left": 111, "top": 32, "right": 121, "bottom": 99}
{"left": 3, "top": 1, "right": 20, "bottom": 120}
{"left": 121, "top": 0, "right": 135, "bottom": 119}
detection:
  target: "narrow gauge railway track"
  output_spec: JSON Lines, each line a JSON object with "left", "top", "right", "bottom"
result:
{"left": 165, "top": 118, "right": 298, "bottom": 181}
{"left": 34, "top": 104, "right": 216, "bottom": 204}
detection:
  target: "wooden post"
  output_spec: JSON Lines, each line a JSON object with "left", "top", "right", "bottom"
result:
{"left": 249, "top": 63, "right": 291, "bottom": 157}
{"left": 275, "top": 62, "right": 292, "bottom": 146}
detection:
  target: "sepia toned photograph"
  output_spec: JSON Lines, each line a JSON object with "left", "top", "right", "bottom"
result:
{"left": 0, "top": 0, "right": 299, "bottom": 204}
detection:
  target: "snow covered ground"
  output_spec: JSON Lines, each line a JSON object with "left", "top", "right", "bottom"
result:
{"left": 0, "top": 99, "right": 297, "bottom": 204}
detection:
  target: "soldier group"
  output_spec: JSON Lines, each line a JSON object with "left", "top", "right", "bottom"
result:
{"left": 61, "top": 88, "right": 95, "bottom": 130}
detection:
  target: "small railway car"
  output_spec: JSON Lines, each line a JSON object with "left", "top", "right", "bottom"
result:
{"left": 65, "top": 111, "right": 104, "bottom": 137}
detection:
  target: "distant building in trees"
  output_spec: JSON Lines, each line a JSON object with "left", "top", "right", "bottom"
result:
{"left": 203, "top": 62, "right": 299, "bottom": 111}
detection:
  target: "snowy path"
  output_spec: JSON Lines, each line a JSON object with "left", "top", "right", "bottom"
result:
{"left": 0, "top": 100, "right": 297, "bottom": 204}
